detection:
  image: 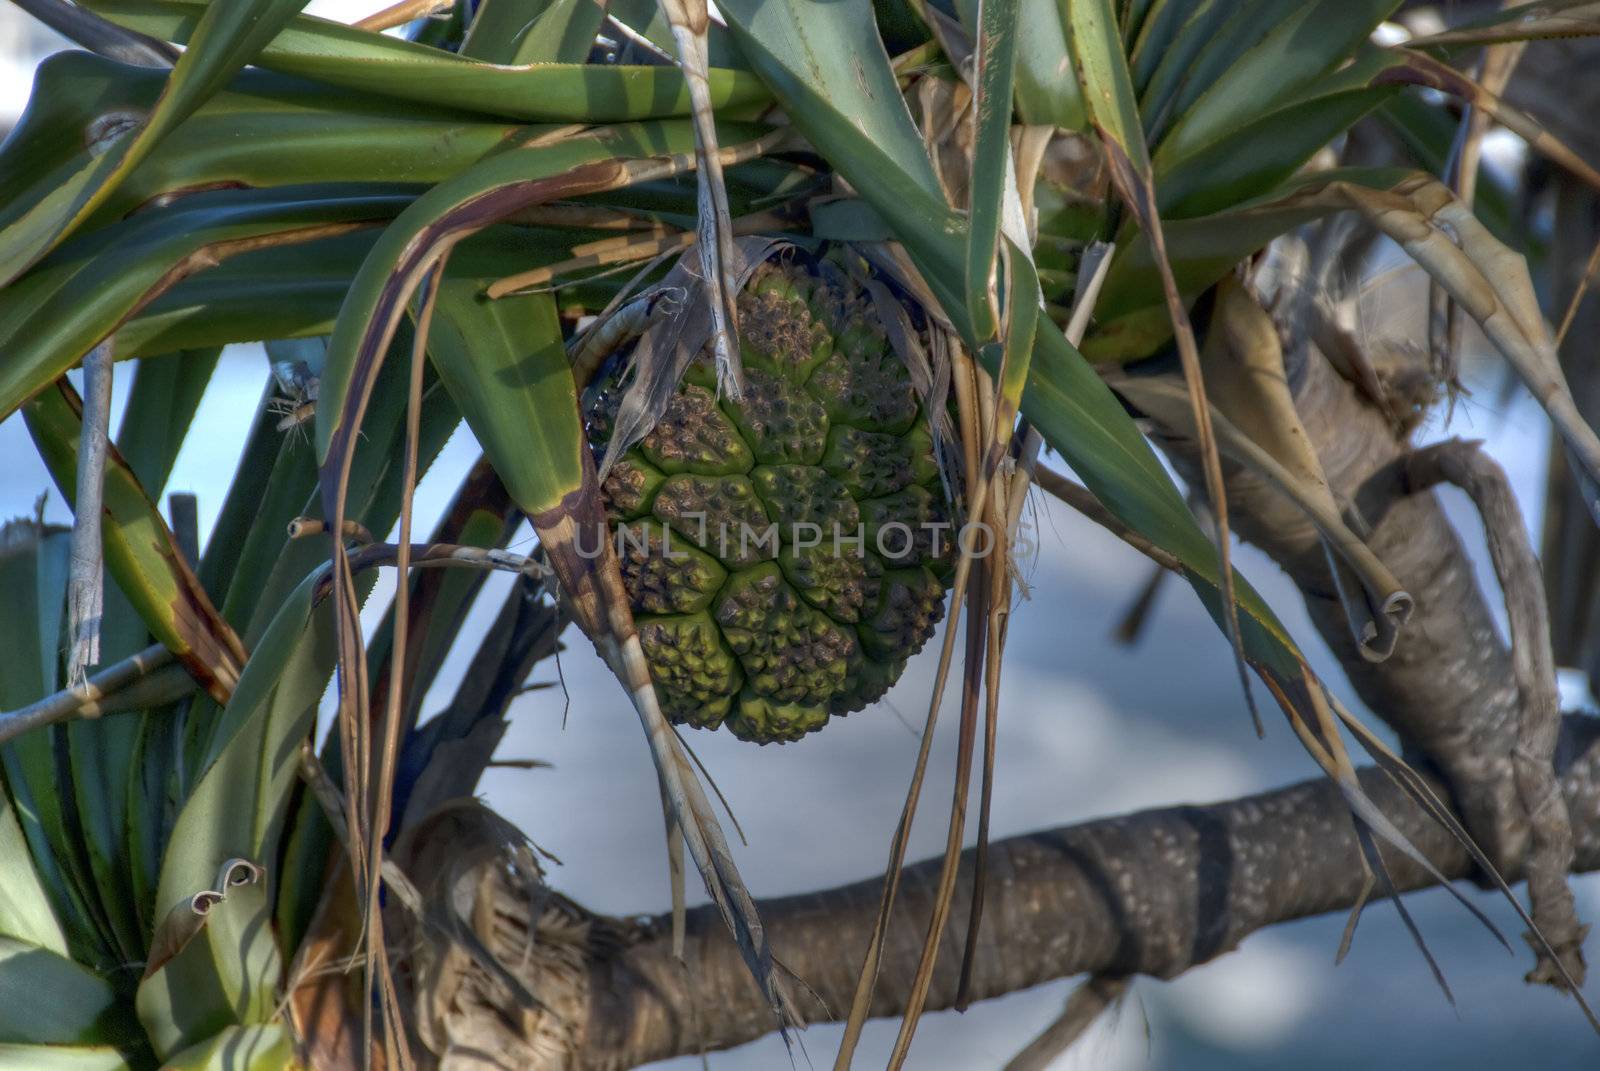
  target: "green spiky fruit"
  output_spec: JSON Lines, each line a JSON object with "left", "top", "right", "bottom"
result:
{"left": 586, "top": 255, "right": 953, "bottom": 743}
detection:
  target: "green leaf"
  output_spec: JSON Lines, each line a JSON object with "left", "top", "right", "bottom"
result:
{"left": 395, "top": 481, "right": 519, "bottom": 734}
{"left": 0, "top": 0, "right": 313, "bottom": 287}
{"left": 428, "top": 278, "right": 579, "bottom": 526}
{"left": 1129, "top": 0, "right": 1215, "bottom": 96}
{"left": 0, "top": 790, "right": 68, "bottom": 955}
{"left": 197, "top": 374, "right": 309, "bottom": 614}
{"left": 1122, "top": 0, "right": 1161, "bottom": 43}
{"left": 461, "top": 0, "right": 550, "bottom": 59}
{"left": 87, "top": 0, "right": 768, "bottom": 121}
{"left": 809, "top": 198, "right": 896, "bottom": 241}
{"left": 954, "top": 0, "right": 1085, "bottom": 128}
{"left": 64, "top": 707, "right": 149, "bottom": 967}
{"left": 108, "top": 218, "right": 644, "bottom": 365}
{"left": 507, "top": 0, "right": 612, "bottom": 63}
{"left": 138, "top": 573, "right": 332, "bottom": 1057}
{"left": 158, "top": 1023, "right": 294, "bottom": 1071}
{"left": 0, "top": 1046, "right": 131, "bottom": 1071}
{"left": 190, "top": 332, "right": 460, "bottom": 782}
{"left": 314, "top": 121, "right": 705, "bottom": 467}
{"left": 717, "top": 0, "right": 944, "bottom": 199}
{"left": 1154, "top": 84, "right": 1398, "bottom": 218}
{"left": 1136, "top": 0, "right": 1304, "bottom": 141}
{"left": 113, "top": 233, "right": 379, "bottom": 362}
{"left": 123, "top": 698, "right": 182, "bottom": 951}
{"left": 240, "top": 329, "right": 460, "bottom": 650}
{"left": 1013, "top": 0, "right": 1086, "bottom": 128}
{"left": 23, "top": 380, "right": 248, "bottom": 705}
{"left": 0, "top": 522, "right": 117, "bottom": 971}
{"left": 1065, "top": 0, "right": 1149, "bottom": 168}
{"left": 1151, "top": 0, "right": 1400, "bottom": 161}
{"left": 964, "top": 0, "right": 1023, "bottom": 343}
{"left": 0, "top": 186, "right": 411, "bottom": 424}
{"left": 0, "top": 938, "right": 138, "bottom": 1047}
{"left": 269, "top": 775, "right": 331, "bottom": 975}
{"left": 0, "top": 52, "right": 546, "bottom": 228}
{"left": 135, "top": 875, "right": 278, "bottom": 1060}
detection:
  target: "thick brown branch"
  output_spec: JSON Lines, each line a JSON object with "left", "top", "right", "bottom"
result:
{"left": 573, "top": 715, "right": 1600, "bottom": 1069}
{"left": 1407, "top": 439, "right": 1588, "bottom": 987}
{"left": 1160, "top": 340, "right": 1527, "bottom": 875}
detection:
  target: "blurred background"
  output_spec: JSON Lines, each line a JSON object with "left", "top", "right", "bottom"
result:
{"left": 3, "top": 2, "right": 1598, "bottom": 1067}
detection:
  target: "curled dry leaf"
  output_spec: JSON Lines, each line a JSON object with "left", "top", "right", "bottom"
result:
{"left": 143, "top": 857, "right": 264, "bottom": 979}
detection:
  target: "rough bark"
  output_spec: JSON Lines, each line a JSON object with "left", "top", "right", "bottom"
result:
{"left": 563, "top": 714, "right": 1600, "bottom": 1069}
{"left": 1407, "top": 440, "right": 1587, "bottom": 986}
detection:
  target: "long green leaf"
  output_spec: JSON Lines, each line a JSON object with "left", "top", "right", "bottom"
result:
{"left": 24, "top": 380, "right": 248, "bottom": 703}
{"left": 1129, "top": 0, "right": 1220, "bottom": 96}
{"left": 137, "top": 570, "right": 333, "bottom": 1058}
{"left": 0, "top": 938, "right": 138, "bottom": 1047}
{"left": 0, "top": 186, "right": 409, "bottom": 423}
{"left": 135, "top": 873, "right": 278, "bottom": 1060}
{"left": 717, "top": 0, "right": 944, "bottom": 198}
{"left": 1153, "top": 85, "right": 1397, "bottom": 218}
{"left": 0, "top": 793, "right": 67, "bottom": 956}
{"left": 1151, "top": 0, "right": 1400, "bottom": 161}
{"left": 964, "top": 0, "right": 1023, "bottom": 343}
{"left": 0, "top": 0, "right": 313, "bottom": 287}
{"left": 0, "top": 1046, "right": 130, "bottom": 1071}
{"left": 87, "top": 0, "right": 768, "bottom": 121}
{"left": 158, "top": 1023, "right": 294, "bottom": 1071}
{"left": 510, "top": 0, "right": 612, "bottom": 63}
{"left": 1136, "top": 0, "right": 1303, "bottom": 141}
{"left": 112, "top": 233, "right": 379, "bottom": 362}
{"left": 461, "top": 0, "right": 550, "bottom": 59}
{"left": 314, "top": 122, "right": 706, "bottom": 466}
{"left": 0, "top": 523, "right": 120, "bottom": 971}
{"left": 107, "top": 211, "right": 666, "bottom": 365}
{"left": 1, "top": 52, "right": 543, "bottom": 228}
{"left": 953, "top": 0, "right": 1085, "bottom": 128}
{"left": 196, "top": 376, "right": 302, "bottom": 611}
{"left": 426, "top": 279, "right": 578, "bottom": 526}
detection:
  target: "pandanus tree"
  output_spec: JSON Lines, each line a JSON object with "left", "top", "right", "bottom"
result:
{"left": 3, "top": 0, "right": 1600, "bottom": 1067}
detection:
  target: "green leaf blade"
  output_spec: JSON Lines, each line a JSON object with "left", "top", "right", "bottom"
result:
{"left": 0, "top": 0, "right": 315, "bottom": 287}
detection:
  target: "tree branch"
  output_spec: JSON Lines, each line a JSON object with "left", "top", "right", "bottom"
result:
{"left": 1158, "top": 315, "right": 1529, "bottom": 876}
{"left": 565, "top": 714, "right": 1600, "bottom": 1069}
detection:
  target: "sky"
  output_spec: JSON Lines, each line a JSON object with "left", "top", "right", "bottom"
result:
{"left": 0, "top": 4, "right": 1598, "bottom": 1068}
